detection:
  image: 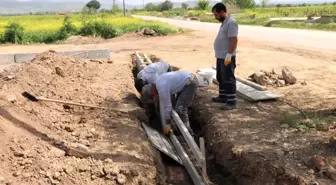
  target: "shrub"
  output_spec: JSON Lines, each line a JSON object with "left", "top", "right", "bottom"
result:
{"left": 60, "top": 16, "right": 78, "bottom": 35}
{"left": 81, "top": 21, "right": 120, "bottom": 39}
{"left": 4, "top": 22, "right": 24, "bottom": 44}
{"left": 197, "top": 0, "right": 210, "bottom": 10}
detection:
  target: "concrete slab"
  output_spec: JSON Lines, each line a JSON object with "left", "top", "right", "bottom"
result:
{"left": 14, "top": 53, "right": 37, "bottom": 63}
{"left": 170, "top": 134, "right": 207, "bottom": 185}
{"left": 0, "top": 54, "right": 15, "bottom": 65}
{"left": 237, "top": 81, "right": 281, "bottom": 101}
{"left": 172, "top": 110, "right": 205, "bottom": 168}
{"left": 212, "top": 66, "right": 280, "bottom": 101}
{"left": 142, "top": 123, "right": 183, "bottom": 165}
{"left": 62, "top": 50, "right": 88, "bottom": 60}
{"left": 87, "top": 48, "right": 111, "bottom": 59}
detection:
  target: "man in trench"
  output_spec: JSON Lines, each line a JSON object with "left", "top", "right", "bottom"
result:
{"left": 135, "top": 61, "right": 171, "bottom": 120}
{"left": 212, "top": 2, "right": 239, "bottom": 110}
{"left": 153, "top": 71, "right": 199, "bottom": 136}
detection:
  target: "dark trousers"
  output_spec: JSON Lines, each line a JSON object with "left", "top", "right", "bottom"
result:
{"left": 216, "top": 57, "right": 237, "bottom": 106}
{"left": 175, "top": 75, "right": 199, "bottom": 128}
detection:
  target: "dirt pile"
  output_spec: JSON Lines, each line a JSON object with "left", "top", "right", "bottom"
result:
{"left": 0, "top": 51, "right": 160, "bottom": 185}
{"left": 249, "top": 67, "right": 298, "bottom": 87}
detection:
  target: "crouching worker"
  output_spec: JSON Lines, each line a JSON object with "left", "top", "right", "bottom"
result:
{"left": 154, "top": 71, "right": 199, "bottom": 136}
{"left": 135, "top": 61, "right": 171, "bottom": 119}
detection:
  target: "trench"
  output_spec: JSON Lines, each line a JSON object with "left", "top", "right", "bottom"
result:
{"left": 131, "top": 60, "right": 231, "bottom": 185}
{"left": 189, "top": 107, "right": 234, "bottom": 185}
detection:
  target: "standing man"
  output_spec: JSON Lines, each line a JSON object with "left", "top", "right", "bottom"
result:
{"left": 135, "top": 61, "right": 171, "bottom": 119}
{"left": 155, "top": 71, "right": 199, "bottom": 136}
{"left": 212, "top": 2, "right": 238, "bottom": 110}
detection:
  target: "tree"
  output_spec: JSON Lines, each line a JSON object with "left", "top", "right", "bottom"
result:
{"left": 222, "top": 0, "right": 236, "bottom": 5}
{"left": 182, "top": 2, "right": 188, "bottom": 9}
{"left": 145, "top": 3, "right": 157, "bottom": 11}
{"left": 112, "top": 4, "right": 121, "bottom": 12}
{"left": 235, "top": 0, "right": 255, "bottom": 8}
{"left": 197, "top": 0, "right": 210, "bottom": 10}
{"left": 261, "top": 0, "right": 269, "bottom": 7}
{"left": 86, "top": 0, "right": 101, "bottom": 10}
{"left": 156, "top": 3, "right": 163, "bottom": 11}
{"left": 160, "top": 0, "right": 173, "bottom": 11}
{"left": 333, "top": 2, "right": 336, "bottom": 5}
{"left": 276, "top": 4, "right": 282, "bottom": 7}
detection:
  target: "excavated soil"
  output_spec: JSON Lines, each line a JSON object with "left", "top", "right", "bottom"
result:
{"left": 191, "top": 85, "right": 336, "bottom": 185}
{"left": 0, "top": 51, "right": 165, "bottom": 185}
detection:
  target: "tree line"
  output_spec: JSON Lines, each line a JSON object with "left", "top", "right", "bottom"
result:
{"left": 143, "top": 0, "right": 336, "bottom": 12}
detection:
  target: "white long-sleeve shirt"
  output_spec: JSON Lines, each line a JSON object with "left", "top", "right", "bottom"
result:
{"left": 137, "top": 61, "right": 169, "bottom": 85}
{"left": 155, "top": 71, "right": 192, "bottom": 120}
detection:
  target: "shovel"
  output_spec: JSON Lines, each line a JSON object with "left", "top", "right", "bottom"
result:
{"left": 22, "top": 91, "right": 130, "bottom": 113}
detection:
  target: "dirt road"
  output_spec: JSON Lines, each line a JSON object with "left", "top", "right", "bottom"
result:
{"left": 133, "top": 15, "right": 336, "bottom": 51}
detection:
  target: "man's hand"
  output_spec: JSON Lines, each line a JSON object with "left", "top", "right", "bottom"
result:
{"left": 163, "top": 119, "right": 171, "bottom": 136}
{"left": 224, "top": 53, "right": 232, "bottom": 66}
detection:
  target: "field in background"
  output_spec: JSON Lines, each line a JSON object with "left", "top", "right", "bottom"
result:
{"left": 135, "top": 5, "right": 336, "bottom": 31}
{"left": 0, "top": 13, "right": 182, "bottom": 44}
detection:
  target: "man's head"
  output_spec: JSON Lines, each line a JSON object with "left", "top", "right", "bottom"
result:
{"left": 212, "top": 3, "right": 228, "bottom": 22}
{"left": 134, "top": 79, "right": 147, "bottom": 93}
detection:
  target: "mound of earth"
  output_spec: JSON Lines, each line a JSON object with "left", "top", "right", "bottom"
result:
{"left": 0, "top": 50, "right": 163, "bottom": 185}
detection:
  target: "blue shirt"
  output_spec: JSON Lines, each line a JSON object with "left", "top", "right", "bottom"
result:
{"left": 155, "top": 71, "right": 192, "bottom": 120}
{"left": 137, "top": 61, "right": 169, "bottom": 85}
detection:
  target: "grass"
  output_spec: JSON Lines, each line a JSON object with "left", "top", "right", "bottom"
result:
{"left": 0, "top": 13, "right": 182, "bottom": 44}
{"left": 282, "top": 112, "right": 336, "bottom": 131}
{"left": 136, "top": 5, "right": 336, "bottom": 31}
{"left": 244, "top": 5, "right": 336, "bottom": 17}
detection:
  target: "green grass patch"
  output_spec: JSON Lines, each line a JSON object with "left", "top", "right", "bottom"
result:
{"left": 282, "top": 112, "right": 336, "bottom": 130}
{"left": 0, "top": 14, "right": 182, "bottom": 44}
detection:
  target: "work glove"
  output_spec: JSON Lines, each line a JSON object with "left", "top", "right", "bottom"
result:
{"left": 224, "top": 53, "right": 232, "bottom": 66}
{"left": 163, "top": 119, "right": 172, "bottom": 136}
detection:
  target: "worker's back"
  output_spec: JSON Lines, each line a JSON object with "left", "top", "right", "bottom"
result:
{"left": 156, "top": 71, "right": 192, "bottom": 95}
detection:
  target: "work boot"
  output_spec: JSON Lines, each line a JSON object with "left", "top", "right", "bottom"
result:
{"left": 220, "top": 104, "right": 237, "bottom": 110}
{"left": 212, "top": 96, "right": 226, "bottom": 103}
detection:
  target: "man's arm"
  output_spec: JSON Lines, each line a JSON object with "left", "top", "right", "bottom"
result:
{"left": 228, "top": 37, "right": 238, "bottom": 54}
{"left": 228, "top": 20, "right": 239, "bottom": 54}
{"left": 156, "top": 82, "right": 172, "bottom": 120}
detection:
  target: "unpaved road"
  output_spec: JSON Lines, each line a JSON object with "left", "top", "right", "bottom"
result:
{"left": 133, "top": 15, "right": 336, "bottom": 51}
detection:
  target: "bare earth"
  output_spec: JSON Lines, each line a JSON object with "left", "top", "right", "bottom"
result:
{"left": 0, "top": 19, "right": 336, "bottom": 185}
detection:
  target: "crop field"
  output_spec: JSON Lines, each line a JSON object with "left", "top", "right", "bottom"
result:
{"left": 135, "top": 5, "right": 336, "bottom": 31}
{"left": 0, "top": 13, "right": 182, "bottom": 44}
